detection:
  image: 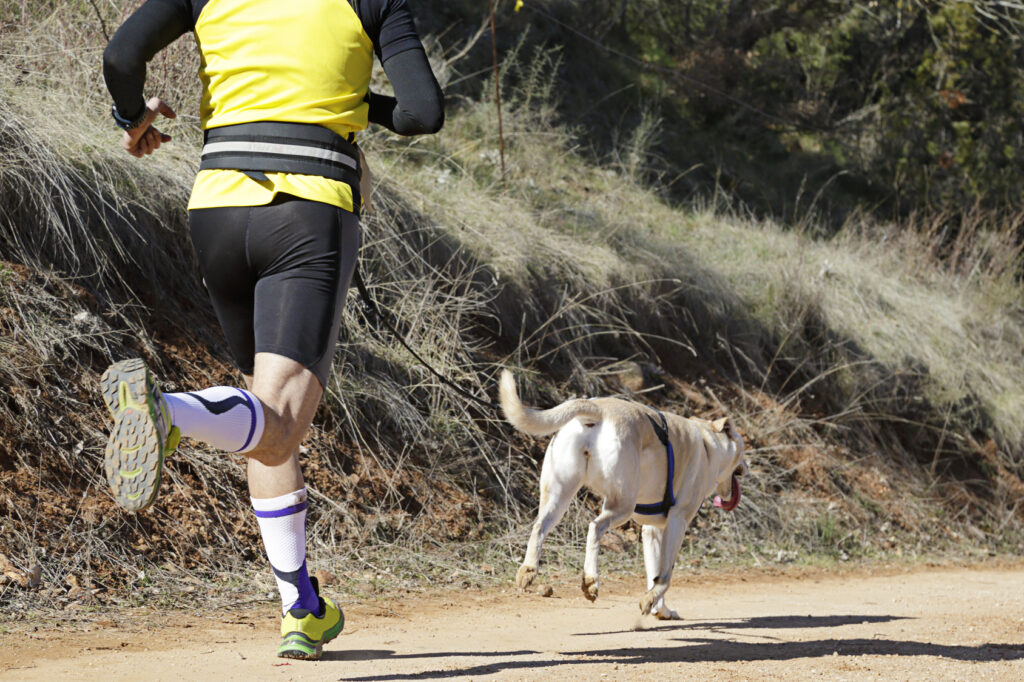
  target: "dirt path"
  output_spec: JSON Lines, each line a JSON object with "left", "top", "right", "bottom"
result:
{"left": 3, "top": 565, "right": 1024, "bottom": 680}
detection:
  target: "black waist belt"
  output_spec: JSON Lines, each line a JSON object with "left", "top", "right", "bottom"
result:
{"left": 200, "top": 122, "right": 361, "bottom": 209}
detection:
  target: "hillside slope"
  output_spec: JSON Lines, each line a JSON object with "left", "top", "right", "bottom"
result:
{"left": 1, "top": 17, "right": 1023, "bottom": 610}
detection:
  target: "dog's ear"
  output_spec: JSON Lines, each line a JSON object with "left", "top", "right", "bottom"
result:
{"left": 711, "top": 417, "right": 729, "bottom": 433}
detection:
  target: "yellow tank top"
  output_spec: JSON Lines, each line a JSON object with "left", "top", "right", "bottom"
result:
{"left": 187, "top": 0, "right": 372, "bottom": 212}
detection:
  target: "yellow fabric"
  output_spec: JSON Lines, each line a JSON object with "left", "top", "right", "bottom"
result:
{"left": 188, "top": 0, "right": 372, "bottom": 211}
{"left": 187, "top": 170, "right": 355, "bottom": 211}
{"left": 280, "top": 596, "right": 343, "bottom": 639}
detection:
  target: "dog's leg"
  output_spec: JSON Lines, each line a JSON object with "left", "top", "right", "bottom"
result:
{"left": 641, "top": 524, "right": 661, "bottom": 592}
{"left": 517, "top": 456, "right": 582, "bottom": 590}
{"left": 638, "top": 502, "right": 699, "bottom": 616}
{"left": 581, "top": 500, "right": 633, "bottom": 602}
{"left": 641, "top": 525, "right": 679, "bottom": 620}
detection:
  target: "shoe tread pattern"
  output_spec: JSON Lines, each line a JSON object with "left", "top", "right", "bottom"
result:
{"left": 101, "top": 359, "right": 163, "bottom": 513}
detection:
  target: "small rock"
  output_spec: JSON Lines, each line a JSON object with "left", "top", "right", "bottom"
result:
{"left": 599, "top": 533, "right": 626, "bottom": 553}
{"left": 313, "top": 569, "right": 337, "bottom": 586}
{"left": 613, "top": 361, "right": 645, "bottom": 393}
{"left": 3, "top": 571, "right": 26, "bottom": 588}
{"left": 72, "top": 311, "right": 98, "bottom": 326}
{"left": 537, "top": 585, "right": 554, "bottom": 598}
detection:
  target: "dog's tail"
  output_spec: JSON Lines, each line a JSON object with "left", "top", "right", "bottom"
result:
{"left": 499, "top": 369, "right": 603, "bottom": 436}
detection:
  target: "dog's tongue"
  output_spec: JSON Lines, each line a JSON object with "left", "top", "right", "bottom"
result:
{"left": 713, "top": 474, "right": 741, "bottom": 512}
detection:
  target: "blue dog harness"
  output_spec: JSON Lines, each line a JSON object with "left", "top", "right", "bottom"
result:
{"left": 634, "top": 410, "right": 676, "bottom": 516}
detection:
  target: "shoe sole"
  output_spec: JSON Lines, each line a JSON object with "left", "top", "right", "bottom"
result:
{"left": 101, "top": 359, "right": 164, "bottom": 513}
{"left": 277, "top": 635, "right": 323, "bottom": 660}
{"left": 277, "top": 611, "right": 344, "bottom": 661}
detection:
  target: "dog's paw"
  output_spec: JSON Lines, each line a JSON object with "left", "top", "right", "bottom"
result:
{"left": 638, "top": 591, "right": 656, "bottom": 615}
{"left": 581, "top": 574, "right": 599, "bottom": 602}
{"left": 654, "top": 605, "right": 681, "bottom": 620}
{"left": 516, "top": 565, "right": 537, "bottom": 590}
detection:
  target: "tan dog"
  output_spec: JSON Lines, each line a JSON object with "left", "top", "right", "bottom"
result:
{"left": 499, "top": 369, "right": 748, "bottom": 618}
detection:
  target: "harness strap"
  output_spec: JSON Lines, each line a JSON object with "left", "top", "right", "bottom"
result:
{"left": 200, "top": 121, "right": 362, "bottom": 210}
{"left": 634, "top": 410, "right": 676, "bottom": 516}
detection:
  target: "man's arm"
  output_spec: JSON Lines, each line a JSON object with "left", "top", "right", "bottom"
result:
{"left": 360, "top": 0, "right": 444, "bottom": 135}
{"left": 368, "top": 49, "right": 444, "bottom": 135}
{"left": 103, "top": 0, "right": 191, "bottom": 155}
{"left": 103, "top": 0, "right": 191, "bottom": 121}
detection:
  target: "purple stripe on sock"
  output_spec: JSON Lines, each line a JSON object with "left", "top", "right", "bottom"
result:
{"left": 286, "top": 561, "right": 322, "bottom": 616}
{"left": 253, "top": 501, "right": 308, "bottom": 519}
{"left": 237, "top": 388, "right": 258, "bottom": 452}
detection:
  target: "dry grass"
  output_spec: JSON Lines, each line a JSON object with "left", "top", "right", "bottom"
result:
{"left": 1, "top": 2, "right": 1023, "bottom": 619}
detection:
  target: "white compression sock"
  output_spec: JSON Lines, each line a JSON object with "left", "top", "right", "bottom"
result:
{"left": 164, "top": 387, "right": 265, "bottom": 453}
{"left": 251, "top": 488, "right": 320, "bottom": 615}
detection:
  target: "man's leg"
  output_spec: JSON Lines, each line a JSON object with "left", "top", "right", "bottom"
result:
{"left": 103, "top": 350, "right": 343, "bottom": 659}
{"left": 240, "top": 353, "right": 346, "bottom": 659}
{"left": 161, "top": 351, "right": 340, "bottom": 658}
{"left": 103, "top": 195, "right": 356, "bottom": 660}
{"left": 244, "top": 352, "right": 322, "bottom": 623}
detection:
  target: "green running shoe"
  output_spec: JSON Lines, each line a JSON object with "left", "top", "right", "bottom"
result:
{"left": 277, "top": 578, "right": 344, "bottom": 661}
{"left": 100, "top": 358, "right": 180, "bottom": 512}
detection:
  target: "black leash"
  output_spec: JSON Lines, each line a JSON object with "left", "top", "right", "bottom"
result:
{"left": 353, "top": 269, "right": 685, "bottom": 514}
{"left": 351, "top": 266, "right": 501, "bottom": 412}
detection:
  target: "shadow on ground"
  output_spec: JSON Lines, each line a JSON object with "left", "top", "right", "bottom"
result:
{"left": 575, "top": 613, "right": 908, "bottom": 636}
{"left": 324, "top": 611, "right": 1024, "bottom": 680}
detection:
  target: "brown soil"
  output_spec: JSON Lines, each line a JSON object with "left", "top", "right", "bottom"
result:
{"left": 3, "top": 564, "right": 1024, "bottom": 680}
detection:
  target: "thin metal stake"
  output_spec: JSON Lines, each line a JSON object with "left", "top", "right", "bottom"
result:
{"left": 488, "top": 0, "right": 507, "bottom": 180}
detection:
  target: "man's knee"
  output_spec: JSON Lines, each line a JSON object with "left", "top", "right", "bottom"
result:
{"left": 251, "top": 412, "right": 309, "bottom": 464}
{"left": 250, "top": 445, "right": 294, "bottom": 468}
{"left": 246, "top": 352, "right": 323, "bottom": 464}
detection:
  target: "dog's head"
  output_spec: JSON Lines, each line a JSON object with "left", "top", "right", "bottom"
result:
{"left": 710, "top": 417, "right": 748, "bottom": 511}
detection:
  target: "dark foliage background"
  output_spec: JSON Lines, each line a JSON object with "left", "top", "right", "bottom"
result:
{"left": 421, "top": 0, "right": 1024, "bottom": 231}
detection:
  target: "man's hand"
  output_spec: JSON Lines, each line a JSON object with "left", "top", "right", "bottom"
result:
{"left": 122, "top": 97, "right": 176, "bottom": 158}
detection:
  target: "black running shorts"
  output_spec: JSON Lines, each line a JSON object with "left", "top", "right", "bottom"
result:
{"left": 188, "top": 194, "right": 360, "bottom": 387}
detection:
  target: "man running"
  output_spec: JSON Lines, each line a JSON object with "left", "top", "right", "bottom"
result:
{"left": 101, "top": 0, "right": 443, "bottom": 661}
